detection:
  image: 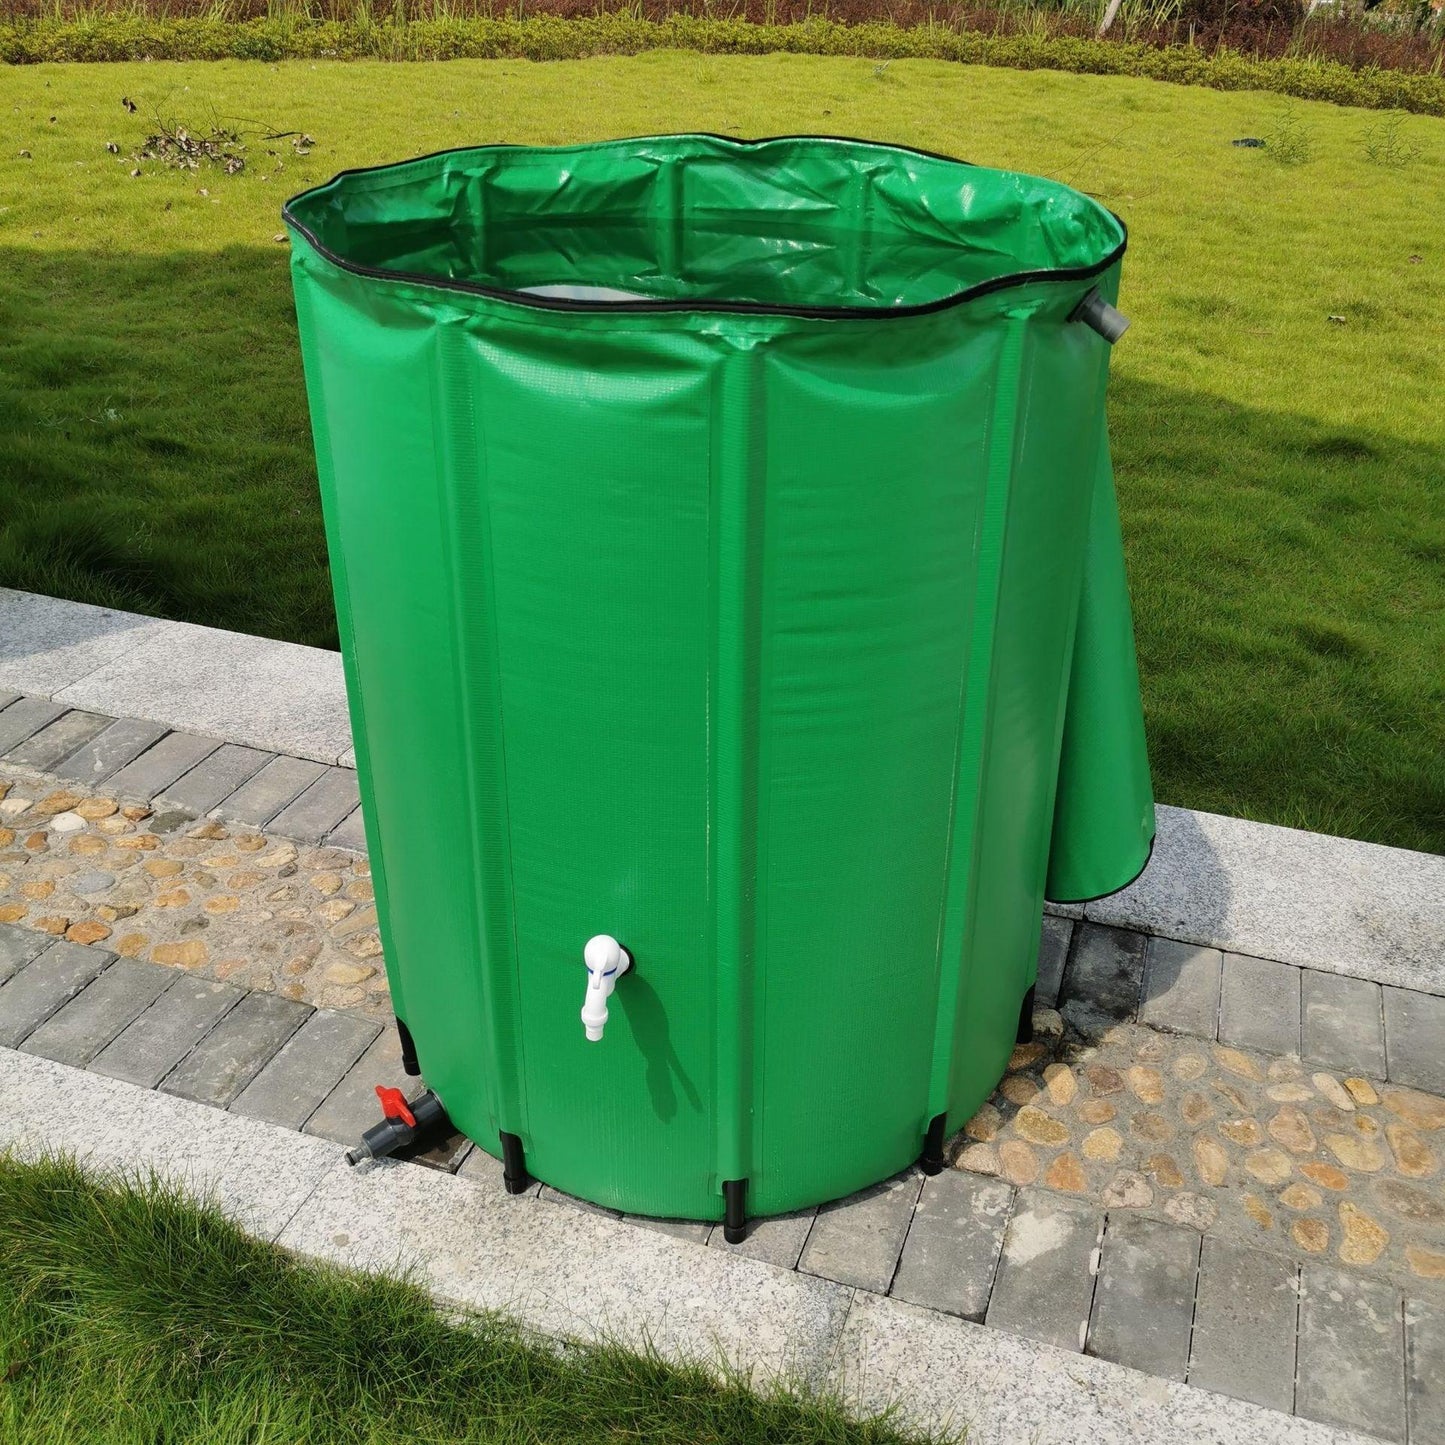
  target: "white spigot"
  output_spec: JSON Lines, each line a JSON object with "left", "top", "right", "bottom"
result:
{"left": 581, "top": 934, "right": 631, "bottom": 1043}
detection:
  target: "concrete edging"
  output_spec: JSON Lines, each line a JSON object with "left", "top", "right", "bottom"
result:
{"left": 1, "top": 586, "right": 1440, "bottom": 992}
{"left": 0, "top": 1046, "right": 1372, "bottom": 1445}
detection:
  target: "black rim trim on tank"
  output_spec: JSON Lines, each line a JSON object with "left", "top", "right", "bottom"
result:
{"left": 281, "top": 133, "right": 1128, "bottom": 322}
{"left": 1042, "top": 831, "right": 1157, "bottom": 908}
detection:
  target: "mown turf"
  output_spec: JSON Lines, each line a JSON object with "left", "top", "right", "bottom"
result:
{"left": 0, "top": 55, "right": 1442, "bottom": 849}
{"left": 0, "top": 1155, "right": 936, "bottom": 1445}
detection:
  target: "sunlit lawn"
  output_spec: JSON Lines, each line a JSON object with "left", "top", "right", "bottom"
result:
{"left": 1, "top": 54, "right": 1442, "bottom": 849}
{"left": 0, "top": 1155, "right": 934, "bottom": 1445}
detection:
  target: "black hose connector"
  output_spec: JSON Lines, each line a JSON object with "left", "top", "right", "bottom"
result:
{"left": 1070, "top": 286, "right": 1130, "bottom": 343}
{"left": 345, "top": 1087, "right": 448, "bottom": 1165}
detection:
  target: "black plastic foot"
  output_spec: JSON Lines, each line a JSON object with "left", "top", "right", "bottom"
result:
{"left": 919, "top": 1112, "right": 948, "bottom": 1175}
{"left": 1016, "top": 984, "right": 1036, "bottom": 1045}
{"left": 722, "top": 1178, "right": 747, "bottom": 1244}
{"left": 500, "top": 1131, "right": 530, "bottom": 1195}
{"left": 396, "top": 1017, "right": 420, "bottom": 1076}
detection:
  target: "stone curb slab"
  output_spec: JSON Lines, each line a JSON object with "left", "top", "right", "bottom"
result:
{"left": 278, "top": 1158, "right": 855, "bottom": 1387}
{"left": 840, "top": 1290, "right": 1370, "bottom": 1445}
{"left": 0, "top": 1045, "right": 1381, "bottom": 1444}
{"left": 1086, "top": 804, "right": 1445, "bottom": 997}
{"left": 0, "top": 1046, "right": 342, "bottom": 1237}
{"left": 0, "top": 588, "right": 350, "bottom": 765}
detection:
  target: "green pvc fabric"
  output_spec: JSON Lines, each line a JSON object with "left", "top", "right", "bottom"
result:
{"left": 285, "top": 134, "right": 1154, "bottom": 1222}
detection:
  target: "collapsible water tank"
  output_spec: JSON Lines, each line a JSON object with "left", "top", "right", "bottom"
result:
{"left": 284, "top": 134, "right": 1154, "bottom": 1233}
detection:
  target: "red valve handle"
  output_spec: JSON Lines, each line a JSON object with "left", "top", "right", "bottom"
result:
{"left": 375, "top": 1085, "right": 416, "bottom": 1128}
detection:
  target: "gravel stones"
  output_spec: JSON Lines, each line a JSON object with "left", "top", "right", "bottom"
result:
{"left": 0, "top": 768, "right": 384, "bottom": 1017}
{"left": 944, "top": 1009, "right": 1445, "bottom": 1294}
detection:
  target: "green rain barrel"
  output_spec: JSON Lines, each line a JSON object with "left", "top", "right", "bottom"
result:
{"left": 284, "top": 134, "right": 1154, "bottom": 1231}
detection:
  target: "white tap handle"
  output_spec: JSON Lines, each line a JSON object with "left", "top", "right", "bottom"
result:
{"left": 584, "top": 934, "right": 622, "bottom": 976}
{"left": 581, "top": 935, "right": 630, "bottom": 1042}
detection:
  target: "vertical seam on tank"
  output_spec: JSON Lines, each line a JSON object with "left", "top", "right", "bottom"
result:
{"left": 1034, "top": 353, "right": 1113, "bottom": 943}
{"left": 435, "top": 314, "right": 527, "bottom": 1141}
{"left": 751, "top": 350, "right": 775, "bottom": 1200}
{"left": 925, "top": 314, "right": 1030, "bottom": 1122}
{"left": 709, "top": 337, "right": 764, "bottom": 1193}
{"left": 290, "top": 273, "right": 403, "bottom": 1028}
{"left": 662, "top": 156, "right": 683, "bottom": 294}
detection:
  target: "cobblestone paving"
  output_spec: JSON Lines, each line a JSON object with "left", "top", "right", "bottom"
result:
{"left": 953, "top": 1009, "right": 1445, "bottom": 1298}
{"left": 0, "top": 773, "right": 387, "bottom": 1017}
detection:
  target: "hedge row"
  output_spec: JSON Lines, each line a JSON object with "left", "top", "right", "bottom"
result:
{"left": 4, "top": 13, "right": 1443, "bottom": 114}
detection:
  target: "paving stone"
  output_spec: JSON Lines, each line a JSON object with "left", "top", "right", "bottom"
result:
{"left": 90, "top": 976, "right": 244, "bottom": 1088}
{"left": 710, "top": 1208, "right": 816, "bottom": 1269}
{"left": 985, "top": 1190, "right": 1101, "bottom": 1352}
{"left": 798, "top": 1170, "right": 924, "bottom": 1294}
{"left": 0, "top": 690, "right": 19, "bottom": 711}
{"left": 279, "top": 1155, "right": 853, "bottom": 1384}
{"left": 0, "top": 592, "right": 179, "bottom": 697}
{"left": 1218, "top": 952, "right": 1301, "bottom": 1057}
{"left": 1034, "top": 916, "right": 1072, "bottom": 1009}
{"left": 305, "top": 1025, "right": 411, "bottom": 1146}
{"left": 51, "top": 715, "right": 170, "bottom": 786}
{"left": 161, "top": 991, "right": 311, "bottom": 1108}
{"left": 401, "top": 1127, "right": 473, "bottom": 1174}
{"left": 3, "top": 709, "right": 113, "bottom": 770}
{"left": 106, "top": 731, "right": 220, "bottom": 803}
{"left": 1188, "top": 1236, "right": 1298, "bottom": 1412}
{"left": 539, "top": 1185, "right": 621, "bottom": 1219}
{"left": 230, "top": 1007, "right": 381, "bottom": 1131}
{"left": 267, "top": 767, "right": 362, "bottom": 845}
{"left": 0, "top": 922, "right": 48, "bottom": 987}
{"left": 0, "top": 940, "right": 112, "bottom": 1048}
{"left": 156, "top": 742, "right": 274, "bottom": 817}
{"left": 1087, "top": 1214, "right": 1198, "bottom": 1381}
{"left": 20, "top": 959, "right": 173, "bottom": 1067}
{"left": 632, "top": 1215, "right": 713, "bottom": 1244}
{"left": 1137, "top": 937, "right": 1221, "bottom": 1039}
{"left": 1382, "top": 987, "right": 1445, "bottom": 1096}
{"left": 1297, "top": 1263, "right": 1405, "bottom": 1443}
{"left": 1302, "top": 969, "right": 1386, "bottom": 1077}
{"left": 1407, "top": 1297, "right": 1444, "bottom": 1445}
{"left": 1058, "top": 924, "right": 1145, "bottom": 1034}
{"left": 216, "top": 755, "right": 327, "bottom": 828}
{"left": 55, "top": 621, "right": 352, "bottom": 770}
{"left": 890, "top": 1170, "right": 1012, "bottom": 1321}
{"left": 326, "top": 806, "right": 368, "bottom": 852}
{"left": 0, "top": 697, "right": 66, "bottom": 755}
{"left": 456, "top": 1145, "right": 543, "bottom": 1199}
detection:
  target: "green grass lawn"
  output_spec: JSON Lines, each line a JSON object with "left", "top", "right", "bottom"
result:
{"left": 1, "top": 55, "right": 1442, "bottom": 851}
{"left": 0, "top": 1155, "right": 933, "bottom": 1445}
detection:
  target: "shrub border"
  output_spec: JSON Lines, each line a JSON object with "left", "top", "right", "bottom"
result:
{"left": 2, "top": 14, "right": 1442, "bottom": 115}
